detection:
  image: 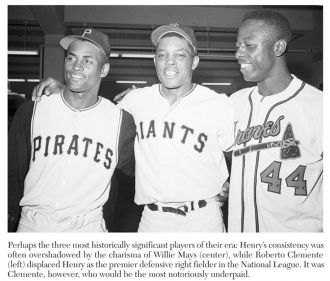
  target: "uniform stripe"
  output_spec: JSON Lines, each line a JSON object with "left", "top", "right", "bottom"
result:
{"left": 254, "top": 151, "right": 260, "bottom": 232}
{"left": 252, "top": 81, "right": 306, "bottom": 232}
{"left": 29, "top": 102, "right": 38, "bottom": 167}
{"left": 114, "top": 109, "right": 123, "bottom": 166}
{"left": 241, "top": 155, "right": 246, "bottom": 232}
{"left": 240, "top": 87, "right": 256, "bottom": 232}
{"left": 303, "top": 169, "right": 323, "bottom": 203}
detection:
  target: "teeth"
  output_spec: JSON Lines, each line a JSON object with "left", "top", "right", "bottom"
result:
{"left": 240, "top": 63, "right": 250, "bottom": 69}
{"left": 165, "top": 71, "right": 177, "bottom": 76}
{"left": 71, "top": 74, "right": 84, "bottom": 79}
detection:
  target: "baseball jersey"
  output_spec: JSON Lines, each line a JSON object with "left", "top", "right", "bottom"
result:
{"left": 8, "top": 94, "right": 135, "bottom": 229}
{"left": 119, "top": 83, "right": 234, "bottom": 204}
{"left": 228, "top": 76, "right": 323, "bottom": 232}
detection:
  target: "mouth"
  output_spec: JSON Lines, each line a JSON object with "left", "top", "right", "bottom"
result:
{"left": 239, "top": 63, "right": 252, "bottom": 72}
{"left": 163, "top": 70, "right": 178, "bottom": 78}
{"left": 68, "top": 73, "right": 86, "bottom": 81}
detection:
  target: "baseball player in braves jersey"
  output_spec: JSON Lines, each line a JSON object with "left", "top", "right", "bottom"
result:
{"left": 228, "top": 10, "right": 323, "bottom": 232}
{"left": 31, "top": 24, "right": 235, "bottom": 232}
{"left": 8, "top": 28, "right": 135, "bottom": 232}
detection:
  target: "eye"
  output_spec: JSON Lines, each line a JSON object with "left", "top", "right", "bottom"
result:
{"left": 245, "top": 41, "right": 256, "bottom": 48}
{"left": 85, "top": 58, "right": 94, "bottom": 65}
{"left": 156, "top": 53, "right": 165, "bottom": 58}
{"left": 65, "top": 55, "right": 75, "bottom": 62}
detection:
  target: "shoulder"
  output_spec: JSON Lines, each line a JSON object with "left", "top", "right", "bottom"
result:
{"left": 193, "top": 85, "right": 234, "bottom": 117}
{"left": 99, "top": 96, "right": 116, "bottom": 107}
{"left": 300, "top": 81, "right": 322, "bottom": 99}
{"left": 194, "top": 84, "right": 231, "bottom": 103}
{"left": 15, "top": 99, "right": 35, "bottom": 116}
{"left": 292, "top": 77, "right": 322, "bottom": 107}
{"left": 122, "top": 84, "right": 159, "bottom": 101}
{"left": 98, "top": 96, "right": 123, "bottom": 114}
{"left": 229, "top": 86, "right": 255, "bottom": 102}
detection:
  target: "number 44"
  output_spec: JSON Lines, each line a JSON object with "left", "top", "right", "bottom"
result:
{"left": 260, "top": 161, "right": 307, "bottom": 196}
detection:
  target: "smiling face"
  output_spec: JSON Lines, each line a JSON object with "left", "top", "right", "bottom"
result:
{"left": 154, "top": 36, "right": 199, "bottom": 94}
{"left": 235, "top": 19, "right": 277, "bottom": 83}
{"left": 64, "top": 39, "right": 109, "bottom": 94}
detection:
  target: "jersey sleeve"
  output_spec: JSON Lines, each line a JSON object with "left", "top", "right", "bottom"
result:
{"left": 117, "top": 90, "right": 135, "bottom": 114}
{"left": 8, "top": 100, "right": 34, "bottom": 232}
{"left": 314, "top": 94, "right": 323, "bottom": 157}
{"left": 116, "top": 109, "right": 136, "bottom": 177}
{"left": 218, "top": 98, "right": 235, "bottom": 152}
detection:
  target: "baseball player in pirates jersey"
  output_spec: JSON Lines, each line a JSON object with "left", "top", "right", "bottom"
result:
{"left": 31, "top": 24, "right": 235, "bottom": 232}
{"left": 228, "top": 10, "right": 323, "bottom": 232}
{"left": 8, "top": 28, "right": 135, "bottom": 232}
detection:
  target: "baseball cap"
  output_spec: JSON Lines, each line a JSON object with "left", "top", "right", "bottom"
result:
{"left": 60, "top": 28, "right": 111, "bottom": 58}
{"left": 151, "top": 23, "right": 197, "bottom": 54}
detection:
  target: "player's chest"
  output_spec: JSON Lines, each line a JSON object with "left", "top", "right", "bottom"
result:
{"left": 32, "top": 103, "right": 120, "bottom": 142}
{"left": 233, "top": 99, "right": 313, "bottom": 153}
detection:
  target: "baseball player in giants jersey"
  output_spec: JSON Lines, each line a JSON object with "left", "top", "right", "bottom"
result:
{"left": 228, "top": 10, "right": 323, "bottom": 232}
{"left": 8, "top": 28, "right": 135, "bottom": 232}
{"left": 119, "top": 24, "right": 235, "bottom": 232}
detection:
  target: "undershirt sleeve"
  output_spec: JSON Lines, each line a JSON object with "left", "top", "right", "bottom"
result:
{"left": 8, "top": 100, "right": 34, "bottom": 232}
{"left": 116, "top": 109, "right": 136, "bottom": 177}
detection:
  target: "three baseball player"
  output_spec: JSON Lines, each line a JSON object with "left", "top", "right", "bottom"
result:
{"left": 16, "top": 9, "right": 323, "bottom": 232}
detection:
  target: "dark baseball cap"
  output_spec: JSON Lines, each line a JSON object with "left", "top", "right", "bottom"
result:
{"left": 60, "top": 28, "right": 111, "bottom": 58}
{"left": 151, "top": 23, "right": 197, "bottom": 53}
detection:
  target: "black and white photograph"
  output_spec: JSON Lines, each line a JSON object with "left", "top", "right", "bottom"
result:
{"left": 3, "top": 2, "right": 328, "bottom": 281}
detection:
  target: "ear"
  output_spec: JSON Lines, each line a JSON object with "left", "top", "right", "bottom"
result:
{"left": 100, "top": 62, "right": 110, "bottom": 78}
{"left": 191, "top": 55, "right": 199, "bottom": 70}
{"left": 274, "top": 39, "right": 287, "bottom": 57}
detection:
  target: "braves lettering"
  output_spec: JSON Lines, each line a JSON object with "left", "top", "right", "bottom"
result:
{"left": 137, "top": 120, "right": 208, "bottom": 153}
{"left": 236, "top": 115, "right": 284, "bottom": 145}
{"left": 32, "top": 134, "right": 113, "bottom": 169}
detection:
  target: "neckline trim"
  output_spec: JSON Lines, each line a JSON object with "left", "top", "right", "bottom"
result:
{"left": 61, "top": 92, "right": 102, "bottom": 112}
{"left": 158, "top": 83, "right": 197, "bottom": 101}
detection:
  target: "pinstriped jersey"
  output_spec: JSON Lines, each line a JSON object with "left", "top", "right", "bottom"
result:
{"left": 17, "top": 94, "right": 133, "bottom": 220}
{"left": 119, "top": 84, "right": 235, "bottom": 204}
{"left": 228, "top": 76, "right": 323, "bottom": 232}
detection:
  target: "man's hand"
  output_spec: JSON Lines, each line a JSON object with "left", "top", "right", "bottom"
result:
{"left": 113, "top": 85, "right": 136, "bottom": 103}
{"left": 32, "top": 77, "right": 64, "bottom": 102}
{"left": 219, "top": 180, "right": 230, "bottom": 206}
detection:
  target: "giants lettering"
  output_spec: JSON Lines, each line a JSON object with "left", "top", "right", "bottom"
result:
{"left": 137, "top": 120, "right": 208, "bottom": 153}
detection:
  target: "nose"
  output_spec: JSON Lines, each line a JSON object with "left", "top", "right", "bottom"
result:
{"left": 165, "top": 54, "right": 176, "bottom": 65}
{"left": 73, "top": 59, "right": 84, "bottom": 70}
{"left": 235, "top": 46, "right": 245, "bottom": 60}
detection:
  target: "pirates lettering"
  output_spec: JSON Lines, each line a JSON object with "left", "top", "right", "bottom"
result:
{"left": 32, "top": 134, "right": 114, "bottom": 169}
